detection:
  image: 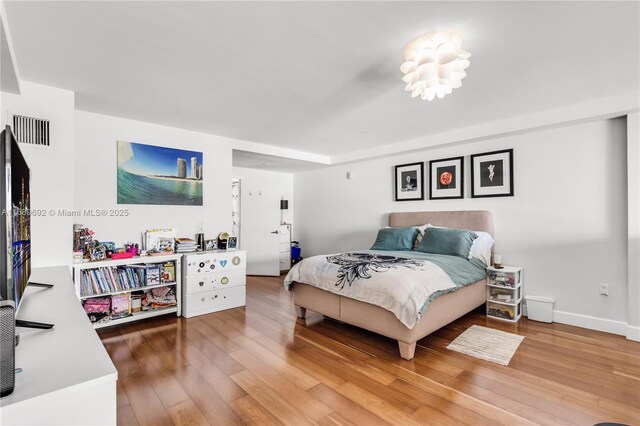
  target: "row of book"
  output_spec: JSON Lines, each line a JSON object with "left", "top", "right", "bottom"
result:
{"left": 79, "top": 262, "right": 176, "bottom": 297}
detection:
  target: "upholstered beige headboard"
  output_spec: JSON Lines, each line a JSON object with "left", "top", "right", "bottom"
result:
{"left": 388, "top": 210, "right": 494, "bottom": 237}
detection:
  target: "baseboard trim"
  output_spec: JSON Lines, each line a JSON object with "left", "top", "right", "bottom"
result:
{"left": 626, "top": 325, "right": 640, "bottom": 341}
{"left": 549, "top": 310, "right": 627, "bottom": 336}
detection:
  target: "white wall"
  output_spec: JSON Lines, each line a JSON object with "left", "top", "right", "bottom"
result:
{"left": 74, "top": 110, "right": 234, "bottom": 247}
{"left": 295, "top": 118, "right": 629, "bottom": 332}
{"left": 1, "top": 82, "right": 75, "bottom": 266}
{"left": 627, "top": 112, "right": 639, "bottom": 339}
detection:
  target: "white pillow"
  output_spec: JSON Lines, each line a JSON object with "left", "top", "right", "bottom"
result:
{"left": 413, "top": 224, "right": 430, "bottom": 250}
{"left": 468, "top": 231, "right": 494, "bottom": 265}
{"left": 421, "top": 224, "right": 494, "bottom": 265}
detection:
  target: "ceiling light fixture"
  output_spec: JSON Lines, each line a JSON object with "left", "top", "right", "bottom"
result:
{"left": 400, "top": 31, "right": 470, "bottom": 101}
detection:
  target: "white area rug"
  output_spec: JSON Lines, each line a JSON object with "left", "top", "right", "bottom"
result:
{"left": 447, "top": 325, "right": 524, "bottom": 366}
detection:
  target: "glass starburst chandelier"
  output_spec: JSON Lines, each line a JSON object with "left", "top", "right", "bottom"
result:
{"left": 400, "top": 31, "right": 471, "bottom": 101}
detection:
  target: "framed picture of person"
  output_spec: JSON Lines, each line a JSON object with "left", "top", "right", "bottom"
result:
{"left": 394, "top": 162, "right": 424, "bottom": 201}
{"left": 470, "top": 149, "right": 514, "bottom": 198}
{"left": 227, "top": 236, "right": 238, "bottom": 250}
{"left": 429, "top": 156, "right": 464, "bottom": 199}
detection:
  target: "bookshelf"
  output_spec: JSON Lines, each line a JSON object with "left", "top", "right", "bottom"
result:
{"left": 72, "top": 253, "right": 182, "bottom": 328}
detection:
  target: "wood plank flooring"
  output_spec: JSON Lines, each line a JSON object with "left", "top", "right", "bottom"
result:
{"left": 99, "top": 275, "right": 640, "bottom": 426}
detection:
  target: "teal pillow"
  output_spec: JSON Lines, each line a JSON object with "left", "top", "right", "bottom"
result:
{"left": 417, "top": 227, "right": 478, "bottom": 258}
{"left": 370, "top": 227, "right": 419, "bottom": 251}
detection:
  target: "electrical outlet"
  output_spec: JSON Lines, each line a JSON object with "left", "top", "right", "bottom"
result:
{"left": 599, "top": 283, "right": 609, "bottom": 296}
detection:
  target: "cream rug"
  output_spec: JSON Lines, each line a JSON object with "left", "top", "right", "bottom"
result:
{"left": 447, "top": 325, "right": 524, "bottom": 366}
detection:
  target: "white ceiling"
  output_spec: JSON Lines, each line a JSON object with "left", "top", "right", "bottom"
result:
{"left": 3, "top": 1, "right": 639, "bottom": 161}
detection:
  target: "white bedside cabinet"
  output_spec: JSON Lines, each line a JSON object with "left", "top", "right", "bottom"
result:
{"left": 182, "top": 250, "right": 246, "bottom": 318}
{"left": 486, "top": 265, "right": 523, "bottom": 322}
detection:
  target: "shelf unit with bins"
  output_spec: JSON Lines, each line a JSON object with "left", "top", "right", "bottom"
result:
{"left": 72, "top": 253, "right": 182, "bottom": 329}
{"left": 486, "top": 265, "right": 523, "bottom": 322}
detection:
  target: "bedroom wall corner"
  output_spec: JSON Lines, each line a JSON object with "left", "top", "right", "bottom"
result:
{"left": 627, "top": 111, "right": 639, "bottom": 341}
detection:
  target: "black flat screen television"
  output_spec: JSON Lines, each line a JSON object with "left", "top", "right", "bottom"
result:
{"left": 0, "top": 125, "right": 31, "bottom": 308}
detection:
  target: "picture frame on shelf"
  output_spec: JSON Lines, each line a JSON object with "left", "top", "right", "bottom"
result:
{"left": 204, "top": 239, "right": 217, "bottom": 251}
{"left": 227, "top": 236, "right": 238, "bottom": 250}
{"left": 429, "top": 156, "right": 464, "bottom": 199}
{"left": 471, "top": 149, "right": 514, "bottom": 198}
{"left": 394, "top": 162, "right": 424, "bottom": 201}
{"left": 89, "top": 246, "right": 107, "bottom": 262}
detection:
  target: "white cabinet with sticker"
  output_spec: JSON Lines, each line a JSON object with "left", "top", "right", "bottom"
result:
{"left": 182, "top": 250, "right": 246, "bottom": 318}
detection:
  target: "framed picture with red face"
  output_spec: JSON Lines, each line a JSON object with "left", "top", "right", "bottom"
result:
{"left": 429, "top": 156, "right": 464, "bottom": 200}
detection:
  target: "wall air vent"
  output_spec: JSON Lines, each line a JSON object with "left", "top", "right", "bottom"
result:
{"left": 11, "top": 114, "right": 50, "bottom": 147}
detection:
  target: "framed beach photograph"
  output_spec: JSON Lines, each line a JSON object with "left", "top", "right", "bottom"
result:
{"left": 117, "top": 140, "right": 203, "bottom": 205}
{"left": 394, "top": 162, "right": 424, "bottom": 201}
{"left": 471, "top": 149, "right": 514, "bottom": 198}
{"left": 429, "top": 156, "right": 464, "bottom": 200}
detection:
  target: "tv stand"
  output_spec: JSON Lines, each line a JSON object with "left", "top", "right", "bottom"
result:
{"left": 15, "top": 319, "right": 54, "bottom": 329}
{"left": 1, "top": 266, "right": 116, "bottom": 424}
{"left": 27, "top": 281, "right": 53, "bottom": 288}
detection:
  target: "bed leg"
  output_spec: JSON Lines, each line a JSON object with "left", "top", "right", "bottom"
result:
{"left": 295, "top": 306, "right": 307, "bottom": 319}
{"left": 398, "top": 341, "right": 416, "bottom": 360}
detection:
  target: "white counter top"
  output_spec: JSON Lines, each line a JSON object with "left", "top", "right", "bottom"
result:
{"left": 0, "top": 266, "right": 117, "bottom": 424}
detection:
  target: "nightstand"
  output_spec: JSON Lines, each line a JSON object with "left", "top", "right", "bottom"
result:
{"left": 486, "top": 266, "right": 523, "bottom": 322}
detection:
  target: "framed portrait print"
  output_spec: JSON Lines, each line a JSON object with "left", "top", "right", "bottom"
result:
{"left": 470, "top": 149, "right": 514, "bottom": 198}
{"left": 227, "top": 236, "right": 238, "bottom": 250}
{"left": 394, "top": 162, "right": 424, "bottom": 201}
{"left": 429, "top": 156, "right": 464, "bottom": 199}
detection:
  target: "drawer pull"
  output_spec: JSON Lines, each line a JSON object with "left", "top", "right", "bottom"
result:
{"left": 199, "top": 282, "right": 204, "bottom": 287}
{"left": 201, "top": 297, "right": 205, "bottom": 302}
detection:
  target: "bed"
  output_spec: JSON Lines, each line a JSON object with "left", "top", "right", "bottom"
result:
{"left": 285, "top": 210, "right": 493, "bottom": 360}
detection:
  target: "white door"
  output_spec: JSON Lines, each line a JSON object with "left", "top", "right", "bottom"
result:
{"left": 241, "top": 182, "right": 281, "bottom": 276}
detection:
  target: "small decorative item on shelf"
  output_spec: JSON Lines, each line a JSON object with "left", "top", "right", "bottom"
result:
{"left": 204, "top": 239, "right": 217, "bottom": 251}
{"left": 161, "top": 262, "right": 176, "bottom": 283}
{"left": 493, "top": 254, "right": 503, "bottom": 269}
{"left": 196, "top": 222, "right": 205, "bottom": 251}
{"left": 111, "top": 294, "right": 131, "bottom": 319}
{"left": 110, "top": 251, "right": 134, "bottom": 260}
{"left": 90, "top": 245, "right": 107, "bottom": 262}
{"left": 130, "top": 294, "right": 143, "bottom": 313}
{"left": 227, "top": 236, "right": 238, "bottom": 250}
{"left": 218, "top": 232, "right": 229, "bottom": 250}
{"left": 156, "top": 238, "right": 175, "bottom": 253}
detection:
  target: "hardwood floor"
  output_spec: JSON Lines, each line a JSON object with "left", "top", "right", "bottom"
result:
{"left": 99, "top": 275, "right": 640, "bottom": 426}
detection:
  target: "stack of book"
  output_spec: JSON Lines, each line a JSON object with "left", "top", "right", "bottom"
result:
{"left": 175, "top": 237, "right": 198, "bottom": 253}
